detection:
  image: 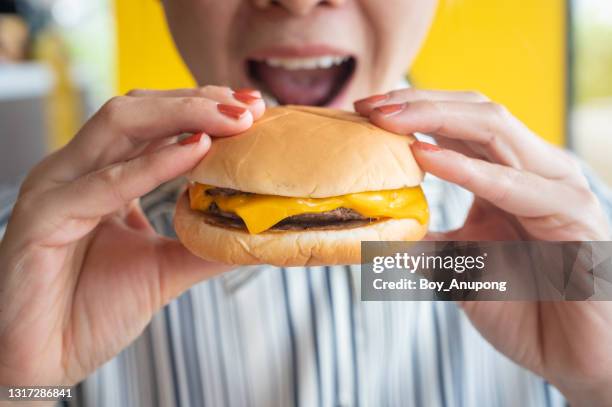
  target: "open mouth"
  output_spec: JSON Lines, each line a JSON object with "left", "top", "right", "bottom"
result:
{"left": 246, "top": 55, "right": 357, "bottom": 106}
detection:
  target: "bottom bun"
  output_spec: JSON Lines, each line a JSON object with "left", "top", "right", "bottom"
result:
{"left": 174, "top": 191, "right": 428, "bottom": 267}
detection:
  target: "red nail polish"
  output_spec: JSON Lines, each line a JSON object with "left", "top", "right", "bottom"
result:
{"left": 180, "top": 132, "right": 204, "bottom": 146}
{"left": 235, "top": 88, "right": 260, "bottom": 95}
{"left": 375, "top": 103, "right": 405, "bottom": 115}
{"left": 355, "top": 94, "right": 388, "bottom": 104}
{"left": 233, "top": 92, "right": 261, "bottom": 104}
{"left": 218, "top": 104, "right": 248, "bottom": 120}
{"left": 412, "top": 141, "right": 442, "bottom": 152}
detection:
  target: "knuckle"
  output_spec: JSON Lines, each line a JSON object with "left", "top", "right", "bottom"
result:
{"left": 178, "top": 96, "right": 206, "bottom": 111}
{"left": 492, "top": 168, "right": 521, "bottom": 205}
{"left": 455, "top": 154, "right": 477, "bottom": 188}
{"left": 413, "top": 99, "right": 438, "bottom": 113}
{"left": 95, "top": 165, "right": 128, "bottom": 204}
{"left": 97, "top": 164, "right": 120, "bottom": 186}
{"left": 99, "top": 96, "right": 129, "bottom": 124}
{"left": 411, "top": 100, "right": 445, "bottom": 133}
{"left": 120, "top": 155, "right": 164, "bottom": 194}
{"left": 137, "top": 152, "right": 160, "bottom": 176}
{"left": 195, "top": 87, "right": 210, "bottom": 97}
{"left": 417, "top": 99, "right": 445, "bottom": 117}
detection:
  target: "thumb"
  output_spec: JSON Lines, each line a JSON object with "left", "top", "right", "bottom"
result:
{"left": 154, "top": 237, "right": 234, "bottom": 305}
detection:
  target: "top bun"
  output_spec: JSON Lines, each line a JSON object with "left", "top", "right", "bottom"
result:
{"left": 188, "top": 105, "right": 423, "bottom": 198}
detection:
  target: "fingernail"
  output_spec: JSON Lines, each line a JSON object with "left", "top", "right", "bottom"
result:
{"left": 179, "top": 132, "right": 205, "bottom": 146}
{"left": 179, "top": 132, "right": 207, "bottom": 146}
{"left": 233, "top": 92, "right": 261, "bottom": 105}
{"left": 375, "top": 103, "right": 405, "bottom": 116}
{"left": 235, "top": 88, "right": 260, "bottom": 95}
{"left": 412, "top": 141, "right": 442, "bottom": 152}
{"left": 355, "top": 94, "right": 388, "bottom": 105}
{"left": 218, "top": 104, "right": 248, "bottom": 120}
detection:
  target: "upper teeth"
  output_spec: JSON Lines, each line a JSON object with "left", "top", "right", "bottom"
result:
{"left": 261, "top": 56, "right": 350, "bottom": 70}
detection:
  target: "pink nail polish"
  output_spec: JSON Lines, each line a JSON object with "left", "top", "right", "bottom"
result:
{"left": 355, "top": 94, "right": 388, "bottom": 104}
{"left": 233, "top": 92, "right": 261, "bottom": 105}
{"left": 412, "top": 141, "right": 442, "bottom": 152}
{"left": 179, "top": 132, "right": 204, "bottom": 145}
{"left": 235, "top": 88, "right": 260, "bottom": 95}
{"left": 375, "top": 103, "right": 405, "bottom": 116}
{"left": 218, "top": 104, "right": 248, "bottom": 120}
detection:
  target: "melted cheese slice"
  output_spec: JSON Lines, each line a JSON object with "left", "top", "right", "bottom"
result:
{"left": 189, "top": 183, "right": 428, "bottom": 234}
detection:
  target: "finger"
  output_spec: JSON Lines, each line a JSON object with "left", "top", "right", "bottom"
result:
{"left": 123, "top": 136, "right": 179, "bottom": 164}
{"left": 122, "top": 199, "right": 156, "bottom": 232}
{"left": 127, "top": 86, "right": 265, "bottom": 120}
{"left": 354, "top": 88, "right": 489, "bottom": 116}
{"left": 42, "top": 135, "right": 211, "bottom": 241}
{"left": 425, "top": 202, "right": 525, "bottom": 241}
{"left": 123, "top": 88, "right": 265, "bottom": 162}
{"left": 430, "top": 137, "right": 485, "bottom": 160}
{"left": 56, "top": 95, "right": 253, "bottom": 178}
{"left": 141, "top": 136, "right": 179, "bottom": 154}
{"left": 155, "top": 238, "right": 234, "bottom": 305}
{"left": 127, "top": 86, "right": 261, "bottom": 99}
{"left": 370, "top": 101, "right": 572, "bottom": 180}
{"left": 371, "top": 101, "right": 519, "bottom": 164}
{"left": 22, "top": 137, "right": 176, "bottom": 196}
{"left": 411, "top": 141, "right": 576, "bottom": 218}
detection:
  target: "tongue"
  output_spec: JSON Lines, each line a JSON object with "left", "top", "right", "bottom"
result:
{"left": 253, "top": 62, "right": 345, "bottom": 106}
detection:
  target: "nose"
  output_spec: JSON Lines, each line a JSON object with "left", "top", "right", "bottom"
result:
{"left": 252, "top": 0, "right": 346, "bottom": 16}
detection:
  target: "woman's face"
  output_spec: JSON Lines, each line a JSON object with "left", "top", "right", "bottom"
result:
{"left": 162, "top": 0, "right": 438, "bottom": 109}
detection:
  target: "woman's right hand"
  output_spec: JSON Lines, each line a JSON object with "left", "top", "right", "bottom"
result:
{"left": 0, "top": 86, "right": 264, "bottom": 386}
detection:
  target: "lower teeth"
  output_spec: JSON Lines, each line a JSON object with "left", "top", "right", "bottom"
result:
{"left": 262, "top": 91, "right": 279, "bottom": 107}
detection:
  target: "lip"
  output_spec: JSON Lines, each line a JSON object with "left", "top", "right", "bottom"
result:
{"left": 248, "top": 44, "right": 354, "bottom": 60}
{"left": 245, "top": 44, "right": 357, "bottom": 108}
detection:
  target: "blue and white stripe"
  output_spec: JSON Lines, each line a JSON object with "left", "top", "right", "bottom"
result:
{"left": 1, "top": 163, "right": 610, "bottom": 407}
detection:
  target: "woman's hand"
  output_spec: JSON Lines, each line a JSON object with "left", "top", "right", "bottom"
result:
{"left": 355, "top": 89, "right": 612, "bottom": 406}
{"left": 0, "top": 86, "right": 265, "bottom": 386}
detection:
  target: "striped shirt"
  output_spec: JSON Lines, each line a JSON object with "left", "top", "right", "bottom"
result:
{"left": 1, "top": 159, "right": 611, "bottom": 407}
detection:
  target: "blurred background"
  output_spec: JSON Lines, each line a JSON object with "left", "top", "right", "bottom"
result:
{"left": 0, "top": 0, "right": 610, "bottom": 186}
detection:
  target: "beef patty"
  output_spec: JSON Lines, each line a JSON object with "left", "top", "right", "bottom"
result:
{"left": 199, "top": 187, "right": 377, "bottom": 232}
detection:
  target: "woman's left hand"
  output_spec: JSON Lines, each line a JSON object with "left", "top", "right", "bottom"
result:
{"left": 355, "top": 88, "right": 612, "bottom": 406}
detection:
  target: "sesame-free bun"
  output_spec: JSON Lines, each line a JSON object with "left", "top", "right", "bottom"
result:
{"left": 174, "top": 191, "right": 428, "bottom": 267}
{"left": 187, "top": 105, "right": 423, "bottom": 198}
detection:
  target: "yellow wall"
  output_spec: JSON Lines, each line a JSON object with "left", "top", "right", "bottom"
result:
{"left": 115, "top": 0, "right": 567, "bottom": 145}
{"left": 115, "top": 0, "right": 194, "bottom": 92}
{"left": 412, "top": 0, "right": 567, "bottom": 145}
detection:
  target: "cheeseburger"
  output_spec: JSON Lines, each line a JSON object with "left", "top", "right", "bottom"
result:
{"left": 174, "top": 105, "right": 428, "bottom": 266}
